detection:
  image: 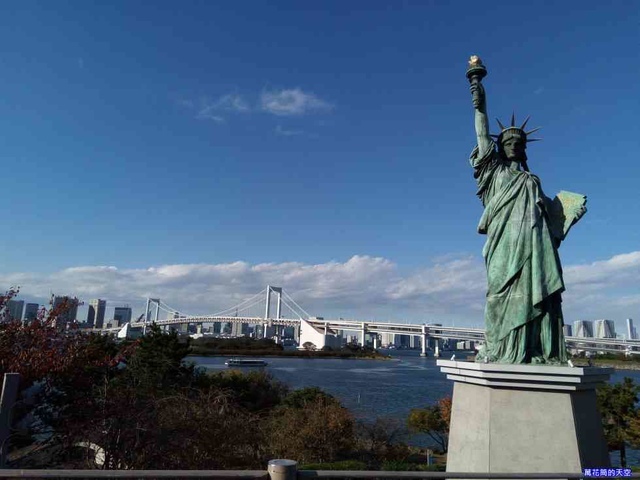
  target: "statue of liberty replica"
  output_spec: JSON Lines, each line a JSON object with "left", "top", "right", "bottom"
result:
{"left": 467, "top": 55, "right": 587, "bottom": 365}
{"left": 437, "top": 56, "right": 610, "bottom": 473}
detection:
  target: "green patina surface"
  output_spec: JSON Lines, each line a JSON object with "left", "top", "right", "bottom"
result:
{"left": 467, "top": 56, "right": 586, "bottom": 364}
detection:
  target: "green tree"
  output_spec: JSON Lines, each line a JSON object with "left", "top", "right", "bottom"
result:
{"left": 126, "top": 324, "right": 193, "bottom": 390}
{"left": 56, "top": 327, "right": 288, "bottom": 469}
{"left": 302, "top": 341, "right": 316, "bottom": 351}
{"left": 206, "top": 370, "right": 288, "bottom": 413}
{"left": 282, "top": 387, "right": 335, "bottom": 408}
{"left": 597, "top": 377, "right": 640, "bottom": 467}
{"left": 266, "top": 390, "right": 355, "bottom": 464}
{"left": 68, "top": 325, "right": 199, "bottom": 468}
{"left": 407, "top": 397, "right": 452, "bottom": 453}
{"left": 356, "top": 418, "right": 409, "bottom": 466}
{"left": 152, "top": 388, "right": 262, "bottom": 469}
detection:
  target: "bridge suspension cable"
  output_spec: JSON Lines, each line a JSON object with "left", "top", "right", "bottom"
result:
{"left": 282, "top": 290, "right": 311, "bottom": 319}
{"left": 154, "top": 300, "right": 181, "bottom": 316}
{"left": 278, "top": 296, "right": 305, "bottom": 320}
{"left": 209, "top": 287, "right": 269, "bottom": 317}
{"left": 233, "top": 294, "right": 270, "bottom": 316}
{"left": 142, "top": 287, "right": 311, "bottom": 322}
{"left": 147, "top": 287, "right": 271, "bottom": 320}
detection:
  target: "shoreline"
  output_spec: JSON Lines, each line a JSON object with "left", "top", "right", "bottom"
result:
{"left": 572, "top": 360, "right": 640, "bottom": 371}
{"left": 188, "top": 351, "right": 392, "bottom": 360}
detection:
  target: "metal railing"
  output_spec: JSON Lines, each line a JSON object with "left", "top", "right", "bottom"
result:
{"left": 0, "top": 459, "right": 637, "bottom": 479}
{"left": 0, "top": 472, "right": 619, "bottom": 479}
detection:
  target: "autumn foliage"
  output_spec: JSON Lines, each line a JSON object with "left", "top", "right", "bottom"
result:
{"left": 0, "top": 289, "right": 366, "bottom": 469}
{"left": 406, "top": 396, "right": 452, "bottom": 453}
{"left": 1, "top": 288, "right": 441, "bottom": 469}
{"left": 0, "top": 289, "right": 114, "bottom": 387}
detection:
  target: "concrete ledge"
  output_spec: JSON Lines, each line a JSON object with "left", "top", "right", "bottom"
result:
{"left": 436, "top": 359, "right": 613, "bottom": 376}
{"left": 437, "top": 360, "right": 612, "bottom": 391}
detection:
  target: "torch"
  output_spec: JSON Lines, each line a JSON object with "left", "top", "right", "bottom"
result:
{"left": 466, "top": 55, "right": 487, "bottom": 108}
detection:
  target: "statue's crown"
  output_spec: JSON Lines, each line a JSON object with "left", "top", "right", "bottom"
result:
{"left": 491, "top": 114, "right": 541, "bottom": 145}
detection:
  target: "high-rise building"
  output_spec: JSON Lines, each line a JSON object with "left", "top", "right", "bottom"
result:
{"left": 6, "top": 300, "right": 24, "bottom": 321}
{"left": 87, "top": 299, "right": 106, "bottom": 328}
{"left": 114, "top": 307, "right": 132, "bottom": 325}
{"left": 563, "top": 324, "right": 573, "bottom": 337}
{"left": 573, "top": 320, "right": 593, "bottom": 338}
{"left": 24, "top": 303, "right": 39, "bottom": 322}
{"left": 626, "top": 318, "right": 637, "bottom": 340}
{"left": 380, "top": 333, "right": 395, "bottom": 347}
{"left": 230, "top": 322, "right": 249, "bottom": 337}
{"left": 52, "top": 296, "right": 78, "bottom": 326}
{"left": 594, "top": 319, "right": 616, "bottom": 339}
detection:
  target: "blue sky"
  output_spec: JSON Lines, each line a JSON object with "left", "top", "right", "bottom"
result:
{"left": 2, "top": 1, "right": 639, "bottom": 331}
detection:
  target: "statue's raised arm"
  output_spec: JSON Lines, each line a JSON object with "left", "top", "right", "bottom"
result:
{"left": 467, "top": 56, "right": 492, "bottom": 155}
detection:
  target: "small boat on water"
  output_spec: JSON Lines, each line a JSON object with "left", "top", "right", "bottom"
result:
{"left": 225, "top": 358, "right": 268, "bottom": 367}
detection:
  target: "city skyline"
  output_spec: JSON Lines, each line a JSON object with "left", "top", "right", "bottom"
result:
{"left": 4, "top": 286, "right": 638, "bottom": 338}
{"left": 0, "top": 2, "right": 639, "bottom": 329}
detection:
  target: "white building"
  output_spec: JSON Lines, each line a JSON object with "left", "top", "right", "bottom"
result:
{"left": 626, "top": 318, "right": 637, "bottom": 340}
{"left": 563, "top": 325, "right": 573, "bottom": 337}
{"left": 230, "top": 322, "right": 247, "bottom": 337}
{"left": 298, "top": 319, "right": 342, "bottom": 350}
{"left": 573, "top": 320, "right": 594, "bottom": 338}
{"left": 594, "top": 319, "right": 616, "bottom": 339}
{"left": 117, "top": 323, "right": 144, "bottom": 340}
{"left": 380, "top": 332, "right": 395, "bottom": 347}
{"left": 456, "top": 340, "right": 476, "bottom": 350}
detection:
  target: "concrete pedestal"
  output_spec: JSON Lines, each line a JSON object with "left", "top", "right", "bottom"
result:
{"left": 437, "top": 360, "right": 612, "bottom": 473}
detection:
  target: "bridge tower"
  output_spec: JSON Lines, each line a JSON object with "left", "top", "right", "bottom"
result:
{"left": 264, "top": 286, "right": 282, "bottom": 319}
{"left": 264, "top": 286, "right": 282, "bottom": 340}
{"left": 143, "top": 298, "right": 161, "bottom": 335}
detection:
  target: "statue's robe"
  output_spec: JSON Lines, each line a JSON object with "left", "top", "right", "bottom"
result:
{"left": 471, "top": 141, "right": 568, "bottom": 364}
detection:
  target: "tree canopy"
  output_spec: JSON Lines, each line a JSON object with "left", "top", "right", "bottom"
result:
{"left": 407, "top": 397, "right": 452, "bottom": 453}
{"left": 597, "top": 377, "right": 640, "bottom": 467}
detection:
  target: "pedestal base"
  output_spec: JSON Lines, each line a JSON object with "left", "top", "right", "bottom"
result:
{"left": 437, "top": 360, "right": 612, "bottom": 473}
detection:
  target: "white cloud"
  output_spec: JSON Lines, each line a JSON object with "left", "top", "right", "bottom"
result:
{"left": 195, "top": 94, "right": 251, "bottom": 121}
{"left": 178, "top": 90, "right": 331, "bottom": 125}
{"left": 195, "top": 109, "right": 225, "bottom": 123}
{"left": 3, "top": 251, "right": 639, "bottom": 330}
{"left": 564, "top": 251, "right": 640, "bottom": 292}
{"left": 178, "top": 93, "right": 250, "bottom": 123}
{"left": 261, "top": 88, "right": 332, "bottom": 116}
{"left": 561, "top": 251, "right": 640, "bottom": 324}
{"left": 275, "top": 125, "right": 304, "bottom": 136}
{"left": 211, "top": 94, "right": 250, "bottom": 113}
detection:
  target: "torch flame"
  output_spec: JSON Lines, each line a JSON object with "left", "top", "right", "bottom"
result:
{"left": 468, "top": 55, "right": 483, "bottom": 67}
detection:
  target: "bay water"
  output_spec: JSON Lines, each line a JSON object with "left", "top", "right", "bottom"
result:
{"left": 192, "top": 350, "right": 640, "bottom": 467}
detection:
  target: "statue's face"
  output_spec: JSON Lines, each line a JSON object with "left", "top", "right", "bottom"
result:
{"left": 502, "top": 138, "right": 526, "bottom": 162}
